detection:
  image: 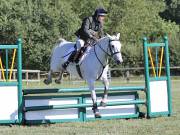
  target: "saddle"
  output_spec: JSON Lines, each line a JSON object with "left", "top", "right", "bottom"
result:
{"left": 74, "top": 39, "right": 96, "bottom": 63}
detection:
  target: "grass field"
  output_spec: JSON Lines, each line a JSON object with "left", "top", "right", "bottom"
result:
{"left": 0, "top": 79, "right": 179, "bottom": 135}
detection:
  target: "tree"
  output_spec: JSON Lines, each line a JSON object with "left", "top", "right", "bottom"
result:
{"left": 160, "top": 0, "right": 180, "bottom": 24}
{"left": 0, "top": 0, "right": 179, "bottom": 70}
{"left": 106, "top": 0, "right": 179, "bottom": 68}
{"left": 0, "top": 0, "right": 80, "bottom": 70}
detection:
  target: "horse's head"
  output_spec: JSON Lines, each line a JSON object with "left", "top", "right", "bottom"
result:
{"left": 107, "top": 33, "right": 123, "bottom": 64}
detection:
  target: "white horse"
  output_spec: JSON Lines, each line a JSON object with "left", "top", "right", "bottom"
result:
{"left": 44, "top": 33, "right": 123, "bottom": 118}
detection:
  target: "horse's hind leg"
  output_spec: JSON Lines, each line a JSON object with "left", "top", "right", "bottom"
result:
{"left": 55, "top": 70, "right": 63, "bottom": 84}
{"left": 44, "top": 70, "right": 52, "bottom": 85}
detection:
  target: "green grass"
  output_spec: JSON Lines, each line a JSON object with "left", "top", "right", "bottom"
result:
{"left": 0, "top": 79, "right": 180, "bottom": 135}
{"left": 22, "top": 78, "right": 146, "bottom": 89}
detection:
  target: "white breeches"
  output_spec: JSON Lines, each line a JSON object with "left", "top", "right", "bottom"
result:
{"left": 76, "top": 38, "right": 85, "bottom": 51}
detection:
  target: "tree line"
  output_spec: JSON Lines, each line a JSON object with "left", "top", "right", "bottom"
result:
{"left": 0, "top": 0, "right": 179, "bottom": 70}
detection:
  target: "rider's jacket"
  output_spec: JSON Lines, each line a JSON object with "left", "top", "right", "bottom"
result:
{"left": 75, "top": 15, "right": 104, "bottom": 41}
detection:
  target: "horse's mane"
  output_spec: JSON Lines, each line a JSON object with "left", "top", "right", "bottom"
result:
{"left": 92, "top": 36, "right": 109, "bottom": 47}
{"left": 99, "top": 36, "right": 109, "bottom": 42}
{"left": 85, "top": 36, "right": 109, "bottom": 54}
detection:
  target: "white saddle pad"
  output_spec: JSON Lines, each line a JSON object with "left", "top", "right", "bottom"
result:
{"left": 63, "top": 47, "right": 75, "bottom": 62}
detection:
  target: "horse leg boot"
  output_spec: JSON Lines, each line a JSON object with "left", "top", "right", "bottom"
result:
{"left": 62, "top": 51, "right": 76, "bottom": 70}
{"left": 91, "top": 90, "right": 101, "bottom": 118}
{"left": 92, "top": 103, "right": 101, "bottom": 118}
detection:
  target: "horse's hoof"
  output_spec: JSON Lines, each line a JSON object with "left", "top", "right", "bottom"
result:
{"left": 95, "top": 112, "right": 101, "bottom": 118}
{"left": 139, "top": 112, "right": 146, "bottom": 118}
{"left": 55, "top": 79, "right": 61, "bottom": 84}
{"left": 100, "top": 101, "right": 106, "bottom": 107}
{"left": 44, "top": 79, "right": 52, "bottom": 85}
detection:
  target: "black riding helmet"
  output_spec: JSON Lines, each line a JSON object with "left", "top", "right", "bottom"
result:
{"left": 94, "top": 8, "right": 108, "bottom": 17}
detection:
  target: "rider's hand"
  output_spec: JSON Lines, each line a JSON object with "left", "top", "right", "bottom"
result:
{"left": 91, "top": 36, "right": 98, "bottom": 42}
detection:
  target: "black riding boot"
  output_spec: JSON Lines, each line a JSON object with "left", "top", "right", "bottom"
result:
{"left": 74, "top": 47, "right": 87, "bottom": 63}
{"left": 62, "top": 51, "right": 76, "bottom": 70}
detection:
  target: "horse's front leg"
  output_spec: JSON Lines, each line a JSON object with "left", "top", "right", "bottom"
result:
{"left": 100, "top": 65, "right": 109, "bottom": 107}
{"left": 87, "top": 79, "right": 101, "bottom": 118}
{"left": 55, "top": 70, "right": 64, "bottom": 84}
{"left": 100, "top": 77, "right": 109, "bottom": 107}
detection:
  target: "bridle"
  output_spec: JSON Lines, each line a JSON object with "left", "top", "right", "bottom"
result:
{"left": 94, "top": 38, "right": 121, "bottom": 64}
{"left": 93, "top": 38, "right": 121, "bottom": 79}
{"left": 96, "top": 38, "right": 120, "bottom": 58}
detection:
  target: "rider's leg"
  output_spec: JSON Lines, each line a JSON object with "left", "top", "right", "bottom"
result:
{"left": 62, "top": 51, "right": 76, "bottom": 69}
{"left": 74, "top": 48, "right": 85, "bottom": 63}
{"left": 73, "top": 39, "right": 85, "bottom": 63}
{"left": 62, "top": 38, "right": 84, "bottom": 69}
{"left": 77, "top": 38, "right": 85, "bottom": 50}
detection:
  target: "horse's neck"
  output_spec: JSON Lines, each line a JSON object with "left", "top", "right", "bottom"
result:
{"left": 93, "top": 38, "right": 109, "bottom": 65}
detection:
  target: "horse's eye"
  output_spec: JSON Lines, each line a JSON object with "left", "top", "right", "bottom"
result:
{"left": 111, "top": 45, "right": 114, "bottom": 48}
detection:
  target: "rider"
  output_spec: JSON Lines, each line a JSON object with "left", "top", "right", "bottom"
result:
{"left": 62, "top": 8, "right": 108, "bottom": 70}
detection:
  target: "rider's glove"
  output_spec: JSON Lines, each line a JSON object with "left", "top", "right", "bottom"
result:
{"left": 91, "top": 36, "right": 98, "bottom": 42}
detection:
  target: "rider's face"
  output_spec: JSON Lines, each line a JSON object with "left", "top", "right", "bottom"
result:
{"left": 98, "top": 16, "right": 105, "bottom": 23}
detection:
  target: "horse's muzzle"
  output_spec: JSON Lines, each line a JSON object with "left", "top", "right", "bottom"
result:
{"left": 116, "top": 60, "right": 121, "bottom": 65}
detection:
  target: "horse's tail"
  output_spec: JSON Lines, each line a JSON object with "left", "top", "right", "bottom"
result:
{"left": 55, "top": 38, "right": 66, "bottom": 46}
{"left": 51, "top": 38, "right": 66, "bottom": 58}
{"left": 49, "top": 38, "right": 66, "bottom": 71}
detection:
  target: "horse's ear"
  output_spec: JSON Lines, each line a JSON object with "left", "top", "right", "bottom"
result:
{"left": 106, "top": 33, "right": 111, "bottom": 38}
{"left": 116, "top": 33, "right": 120, "bottom": 39}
